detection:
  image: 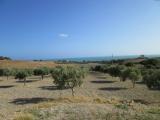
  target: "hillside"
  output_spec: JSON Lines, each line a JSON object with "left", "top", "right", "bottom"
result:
{"left": 0, "top": 60, "right": 56, "bottom": 69}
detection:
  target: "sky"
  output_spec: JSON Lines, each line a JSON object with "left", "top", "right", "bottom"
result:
{"left": 0, "top": 0, "right": 160, "bottom": 60}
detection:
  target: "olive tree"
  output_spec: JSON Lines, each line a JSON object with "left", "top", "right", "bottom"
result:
{"left": 65, "top": 66, "right": 85, "bottom": 96}
{"left": 33, "top": 67, "right": 49, "bottom": 80}
{"left": 143, "top": 70, "right": 160, "bottom": 89}
{"left": 52, "top": 66, "right": 86, "bottom": 97}
{"left": 108, "top": 65, "right": 121, "bottom": 78}
{"left": 0, "top": 69, "right": 4, "bottom": 77}
{"left": 121, "top": 67, "right": 141, "bottom": 88}
{"left": 3, "top": 68, "right": 15, "bottom": 80}
{"left": 15, "top": 70, "right": 28, "bottom": 86}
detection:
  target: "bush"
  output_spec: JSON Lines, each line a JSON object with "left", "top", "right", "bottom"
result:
{"left": 143, "top": 70, "right": 160, "bottom": 89}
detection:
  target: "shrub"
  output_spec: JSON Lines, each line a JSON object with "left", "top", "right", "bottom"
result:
{"left": 143, "top": 70, "right": 160, "bottom": 89}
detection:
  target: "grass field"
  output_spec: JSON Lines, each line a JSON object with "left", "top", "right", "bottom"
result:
{"left": 0, "top": 60, "right": 56, "bottom": 69}
{"left": 0, "top": 71, "right": 159, "bottom": 120}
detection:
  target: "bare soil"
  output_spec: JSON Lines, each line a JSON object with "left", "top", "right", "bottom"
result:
{"left": 0, "top": 72, "right": 160, "bottom": 119}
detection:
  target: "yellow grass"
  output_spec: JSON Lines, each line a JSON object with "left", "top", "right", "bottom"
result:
{"left": 13, "top": 113, "right": 35, "bottom": 120}
{"left": 30, "top": 95, "right": 121, "bottom": 110}
{"left": 0, "top": 60, "right": 56, "bottom": 69}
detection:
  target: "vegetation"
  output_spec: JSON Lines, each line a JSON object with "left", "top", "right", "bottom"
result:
{"left": 52, "top": 66, "right": 87, "bottom": 96}
{"left": 0, "top": 56, "right": 11, "bottom": 60}
{"left": 121, "top": 68, "right": 142, "bottom": 88}
{"left": 143, "top": 70, "right": 160, "bottom": 89}
{"left": 33, "top": 67, "right": 49, "bottom": 80}
{"left": 15, "top": 70, "right": 29, "bottom": 86}
{"left": 0, "top": 57, "right": 160, "bottom": 120}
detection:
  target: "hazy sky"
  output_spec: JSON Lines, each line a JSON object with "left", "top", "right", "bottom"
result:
{"left": 0, "top": 0, "right": 160, "bottom": 59}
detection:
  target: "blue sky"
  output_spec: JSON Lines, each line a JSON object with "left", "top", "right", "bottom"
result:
{"left": 0, "top": 0, "right": 160, "bottom": 60}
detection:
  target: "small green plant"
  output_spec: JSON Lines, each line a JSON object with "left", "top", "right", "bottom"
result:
{"left": 115, "top": 103, "right": 129, "bottom": 110}
{"left": 147, "top": 108, "right": 160, "bottom": 114}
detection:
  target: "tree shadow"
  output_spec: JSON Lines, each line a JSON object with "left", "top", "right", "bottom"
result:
{"left": 10, "top": 97, "right": 54, "bottom": 105}
{"left": 91, "top": 80, "right": 115, "bottom": 84}
{"left": 27, "top": 77, "right": 41, "bottom": 80}
{"left": 99, "top": 87, "right": 127, "bottom": 91}
{"left": 96, "top": 76, "right": 107, "bottom": 79}
{"left": 39, "top": 85, "right": 58, "bottom": 90}
{"left": 136, "top": 81, "right": 145, "bottom": 84}
{"left": 39, "top": 85, "right": 69, "bottom": 91}
{"left": 0, "top": 85, "right": 15, "bottom": 88}
{"left": 16, "top": 79, "right": 40, "bottom": 83}
{"left": 133, "top": 99, "right": 150, "bottom": 105}
{"left": 149, "top": 87, "right": 160, "bottom": 91}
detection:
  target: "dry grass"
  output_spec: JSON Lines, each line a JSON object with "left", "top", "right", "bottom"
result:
{"left": 31, "top": 95, "right": 120, "bottom": 109}
{"left": 0, "top": 60, "right": 56, "bottom": 69}
{"left": 17, "top": 96, "right": 160, "bottom": 120}
{"left": 13, "top": 113, "right": 35, "bottom": 120}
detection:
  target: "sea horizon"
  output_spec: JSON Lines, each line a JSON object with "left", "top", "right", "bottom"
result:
{"left": 49, "top": 54, "right": 160, "bottom": 62}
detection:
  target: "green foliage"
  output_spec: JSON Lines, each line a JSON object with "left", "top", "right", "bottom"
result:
{"left": 0, "top": 69, "right": 4, "bottom": 76}
{"left": 33, "top": 67, "right": 49, "bottom": 80}
{"left": 121, "top": 67, "right": 142, "bottom": 88}
{"left": 52, "top": 66, "right": 87, "bottom": 96}
{"left": 15, "top": 70, "right": 28, "bottom": 80}
{"left": 0, "top": 68, "right": 15, "bottom": 79}
{"left": 25, "top": 69, "right": 33, "bottom": 76}
{"left": 140, "top": 59, "right": 160, "bottom": 69}
{"left": 125, "top": 62, "right": 134, "bottom": 67}
{"left": 115, "top": 103, "right": 129, "bottom": 110}
{"left": 143, "top": 70, "right": 160, "bottom": 89}
{"left": 107, "top": 65, "right": 122, "bottom": 77}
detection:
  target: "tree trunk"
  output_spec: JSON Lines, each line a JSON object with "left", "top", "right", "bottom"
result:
{"left": 132, "top": 80, "right": 135, "bottom": 88}
{"left": 41, "top": 75, "right": 44, "bottom": 80}
{"left": 71, "top": 88, "right": 75, "bottom": 97}
{"left": 7, "top": 75, "right": 8, "bottom": 80}
{"left": 59, "top": 89, "right": 62, "bottom": 98}
{"left": 24, "top": 78, "right": 26, "bottom": 86}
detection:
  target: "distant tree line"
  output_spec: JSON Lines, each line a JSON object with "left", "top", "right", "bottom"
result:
{"left": 0, "top": 56, "right": 11, "bottom": 60}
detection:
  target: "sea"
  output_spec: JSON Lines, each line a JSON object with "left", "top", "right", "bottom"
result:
{"left": 52, "top": 55, "right": 160, "bottom": 62}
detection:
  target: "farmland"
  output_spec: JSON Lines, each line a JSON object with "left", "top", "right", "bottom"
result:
{"left": 0, "top": 59, "right": 160, "bottom": 120}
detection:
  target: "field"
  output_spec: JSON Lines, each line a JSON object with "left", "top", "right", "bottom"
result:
{"left": 0, "top": 60, "right": 56, "bottom": 69}
{"left": 0, "top": 68, "right": 160, "bottom": 120}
